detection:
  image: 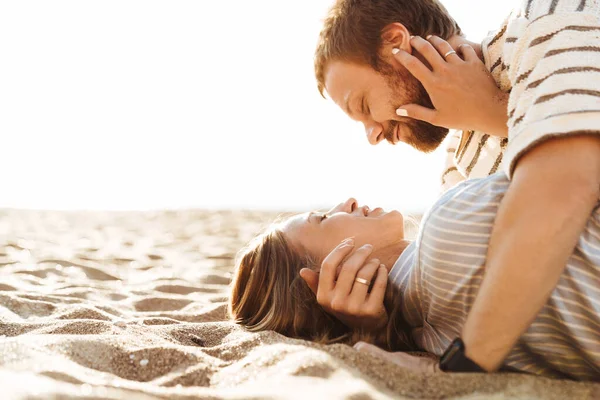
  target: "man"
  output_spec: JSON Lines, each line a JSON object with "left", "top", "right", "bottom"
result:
{"left": 312, "top": 0, "right": 600, "bottom": 376}
{"left": 314, "top": 0, "right": 511, "bottom": 192}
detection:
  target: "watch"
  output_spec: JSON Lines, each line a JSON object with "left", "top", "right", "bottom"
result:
{"left": 439, "top": 338, "right": 486, "bottom": 372}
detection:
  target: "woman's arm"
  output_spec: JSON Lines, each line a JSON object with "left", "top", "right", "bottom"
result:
{"left": 300, "top": 239, "right": 390, "bottom": 333}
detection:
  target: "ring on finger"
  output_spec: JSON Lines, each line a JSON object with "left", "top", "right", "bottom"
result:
{"left": 443, "top": 50, "right": 457, "bottom": 59}
{"left": 354, "top": 277, "right": 370, "bottom": 286}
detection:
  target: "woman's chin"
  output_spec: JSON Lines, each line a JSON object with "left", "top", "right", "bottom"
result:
{"left": 383, "top": 209, "right": 403, "bottom": 219}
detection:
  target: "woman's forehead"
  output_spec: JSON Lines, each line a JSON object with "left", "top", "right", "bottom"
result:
{"left": 281, "top": 213, "right": 310, "bottom": 235}
{"left": 280, "top": 213, "right": 314, "bottom": 252}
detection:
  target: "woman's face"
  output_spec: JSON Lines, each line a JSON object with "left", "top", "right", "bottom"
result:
{"left": 281, "top": 198, "right": 405, "bottom": 262}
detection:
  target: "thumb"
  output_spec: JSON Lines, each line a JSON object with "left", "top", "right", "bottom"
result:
{"left": 354, "top": 341, "right": 386, "bottom": 356}
{"left": 354, "top": 341, "right": 397, "bottom": 363}
{"left": 355, "top": 341, "right": 439, "bottom": 372}
{"left": 299, "top": 268, "right": 319, "bottom": 295}
{"left": 396, "top": 104, "right": 438, "bottom": 125}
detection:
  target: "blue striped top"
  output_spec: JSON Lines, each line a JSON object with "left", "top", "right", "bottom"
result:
{"left": 390, "top": 172, "right": 600, "bottom": 380}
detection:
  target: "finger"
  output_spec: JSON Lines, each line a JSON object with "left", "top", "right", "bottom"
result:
{"left": 392, "top": 47, "right": 434, "bottom": 85}
{"left": 457, "top": 43, "right": 478, "bottom": 62}
{"left": 396, "top": 104, "right": 438, "bottom": 125}
{"left": 354, "top": 342, "right": 401, "bottom": 364}
{"left": 426, "top": 35, "right": 461, "bottom": 64}
{"left": 319, "top": 238, "right": 355, "bottom": 293}
{"left": 366, "top": 265, "right": 388, "bottom": 309}
{"left": 349, "top": 258, "right": 380, "bottom": 301}
{"left": 409, "top": 36, "right": 448, "bottom": 70}
{"left": 354, "top": 342, "right": 427, "bottom": 369}
{"left": 334, "top": 244, "right": 374, "bottom": 296}
{"left": 299, "top": 268, "right": 319, "bottom": 296}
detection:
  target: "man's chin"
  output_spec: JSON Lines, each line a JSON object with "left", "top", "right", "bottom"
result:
{"left": 408, "top": 139, "right": 445, "bottom": 153}
{"left": 407, "top": 127, "right": 450, "bottom": 153}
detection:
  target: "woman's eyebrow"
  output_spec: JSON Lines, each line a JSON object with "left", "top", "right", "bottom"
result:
{"left": 307, "top": 212, "right": 314, "bottom": 224}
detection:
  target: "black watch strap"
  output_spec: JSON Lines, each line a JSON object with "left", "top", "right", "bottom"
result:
{"left": 439, "top": 338, "right": 486, "bottom": 373}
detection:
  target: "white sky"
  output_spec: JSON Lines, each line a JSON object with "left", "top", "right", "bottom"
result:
{"left": 0, "top": 0, "right": 516, "bottom": 213}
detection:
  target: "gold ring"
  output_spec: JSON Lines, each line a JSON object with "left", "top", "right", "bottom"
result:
{"left": 354, "top": 277, "right": 370, "bottom": 286}
{"left": 444, "top": 50, "right": 457, "bottom": 59}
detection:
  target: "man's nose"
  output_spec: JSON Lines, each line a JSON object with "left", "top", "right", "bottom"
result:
{"left": 365, "top": 123, "right": 384, "bottom": 145}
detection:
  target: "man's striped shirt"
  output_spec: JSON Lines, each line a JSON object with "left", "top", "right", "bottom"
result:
{"left": 441, "top": 0, "right": 600, "bottom": 192}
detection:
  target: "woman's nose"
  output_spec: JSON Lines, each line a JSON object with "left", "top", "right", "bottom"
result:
{"left": 329, "top": 197, "right": 358, "bottom": 214}
{"left": 364, "top": 122, "right": 384, "bottom": 145}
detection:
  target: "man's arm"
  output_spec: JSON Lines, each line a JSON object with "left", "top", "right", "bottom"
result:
{"left": 460, "top": 0, "right": 600, "bottom": 371}
{"left": 462, "top": 134, "right": 600, "bottom": 371}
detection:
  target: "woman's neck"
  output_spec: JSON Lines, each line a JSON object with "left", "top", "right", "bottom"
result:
{"left": 376, "top": 240, "right": 412, "bottom": 272}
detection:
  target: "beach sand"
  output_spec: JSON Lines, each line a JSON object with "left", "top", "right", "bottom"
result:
{"left": 0, "top": 209, "right": 598, "bottom": 399}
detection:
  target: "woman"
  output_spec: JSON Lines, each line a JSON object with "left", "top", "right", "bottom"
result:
{"left": 229, "top": 173, "right": 600, "bottom": 381}
{"left": 228, "top": 197, "right": 414, "bottom": 351}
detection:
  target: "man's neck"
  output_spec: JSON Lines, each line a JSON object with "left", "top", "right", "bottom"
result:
{"left": 411, "top": 36, "right": 484, "bottom": 72}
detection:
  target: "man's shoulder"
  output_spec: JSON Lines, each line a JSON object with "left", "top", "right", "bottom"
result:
{"left": 518, "top": 0, "right": 598, "bottom": 21}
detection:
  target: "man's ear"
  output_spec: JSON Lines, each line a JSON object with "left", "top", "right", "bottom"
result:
{"left": 380, "top": 23, "right": 413, "bottom": 62}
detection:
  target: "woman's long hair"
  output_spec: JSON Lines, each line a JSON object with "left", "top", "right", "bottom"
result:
{"left": 228, "top": 224, "right": 415, "bottom": 351}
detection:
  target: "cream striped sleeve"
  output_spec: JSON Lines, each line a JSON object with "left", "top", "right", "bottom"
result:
{"left": 440, "top": 130, "right": 466, "bottom": 193}
{"left": 503, "top": 0, "right": 600, "bottom": 178}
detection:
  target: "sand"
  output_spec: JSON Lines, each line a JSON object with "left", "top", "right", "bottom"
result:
{"left": 0, "top": 208, "right": 598, "bottom": 400}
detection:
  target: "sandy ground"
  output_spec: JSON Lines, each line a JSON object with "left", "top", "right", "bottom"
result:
{"left": 0, "top": 209, "right": 598, "bottom": 400}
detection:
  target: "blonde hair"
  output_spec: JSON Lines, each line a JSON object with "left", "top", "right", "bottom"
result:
{"left": 228, "top": 221, "right": 415, "bottom": 350}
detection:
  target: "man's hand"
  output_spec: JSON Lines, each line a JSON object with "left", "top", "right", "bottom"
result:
{"left": 392, "top": 36, "right": 508, "bottom": 137}
{"left": 300, "top": 238, "right": 389, "bottom": 332}
{"left": 354, "top": 341, "right": 440, "bottom": 373}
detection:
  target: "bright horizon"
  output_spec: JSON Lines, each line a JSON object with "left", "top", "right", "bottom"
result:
{"left": 0, "top": 0, "right": 516, "bottom": 213}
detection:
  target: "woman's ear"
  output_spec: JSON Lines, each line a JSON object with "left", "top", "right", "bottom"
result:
{"left": 380, "top": 23, "right": 413, "bottom": 63}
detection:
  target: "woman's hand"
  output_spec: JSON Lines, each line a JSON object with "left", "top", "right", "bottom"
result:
{"left": 393, "top": 36, "right": 508, "bottom": 137}
{"left": 300, "top": 238, "right": 389, "bottom": 332}
{"left": 354, "top": 341, "right": 441, "bottom": 373}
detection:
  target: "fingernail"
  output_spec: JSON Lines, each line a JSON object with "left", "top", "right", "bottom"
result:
{"left": 426, "top": 35, "right": 433, "bottom": 40}
{"left": 380, "top": 264, "right": 386, "bottom": 269}
{"left": 361, "top": 244, "right": 373, "bottom": 251}
{"left": 396, "top": 108, "right": 408, "bottom": 117}
{"left": 341, "top": 238, "right": 355, "bottom": 246}
{"left": 392, "top": 48, "right": 400, "bottom": 55}
{"left": 353, "top": 341, "right": 366, "bottom": 350}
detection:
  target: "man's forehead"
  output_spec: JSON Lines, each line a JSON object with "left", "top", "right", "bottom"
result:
{"left": 324, "top": 62, "right": 360, "bottom": 110}
{"left": 324, "top": 61, "right": 377, "bottom": 106}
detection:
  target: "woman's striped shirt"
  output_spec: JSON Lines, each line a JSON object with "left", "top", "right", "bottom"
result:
{"left": 390, "top": 173, "right": 600, "bottom": 380}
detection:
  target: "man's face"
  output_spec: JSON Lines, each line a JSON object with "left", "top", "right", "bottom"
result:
{"left": 324, "top": 59, "right": 448, "bottom": 152}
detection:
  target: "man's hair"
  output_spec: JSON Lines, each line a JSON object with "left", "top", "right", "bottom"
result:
{"left": 314, "top": 0, "right": 462, "bottom": 97}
